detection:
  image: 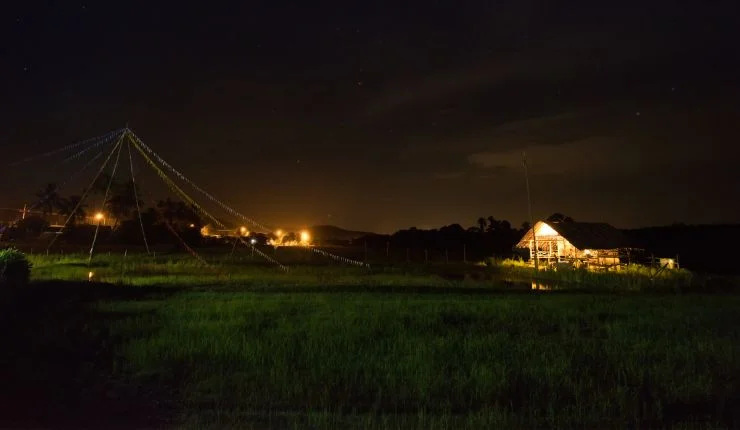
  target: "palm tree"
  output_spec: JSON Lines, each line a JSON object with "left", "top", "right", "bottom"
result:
{"left": 34, "top": 183, "right": 63, "bottom": 217}
{"left": 486, "top": 216, "right": 497, "bottom": 233}
{"left": 107, "top": 180, "right": 141, "bottom": 228}
{"left": 477, "top": 217, "right": 487, "bottom": 233}
{"left": 58, "top": 195, "right": 88, "bottom": 225}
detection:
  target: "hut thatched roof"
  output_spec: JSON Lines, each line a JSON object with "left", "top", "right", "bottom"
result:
{"left": 517, "top": 221, "right": 632, "bottom": 250}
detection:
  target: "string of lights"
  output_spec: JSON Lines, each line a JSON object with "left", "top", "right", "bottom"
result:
{"left": 129, "top": 134, "right": 228, "bottom": 229}
{"left": 27, "top": 146, "right": 109, "bottom": 213}
{"left": 162, "top": 219, "right": 214, "bottom": 269}
{"left": 88, "top": 141, "right": 125, "bottom": 263}
{"left": 129, "top": 130, "right": 370, "bottom": 269}
{"left": 7, "top": 128, "right": 124, "bottom": 167}
{"left": 237, "top": 237, "right": 289, "bottom": 272}
{"left": 129, "top": 134, "right": 292, "bottom": 271}
{"left": 310, "top": 247, "right": 370, "bottom": 268}
{"left": 127, "top": 140, "right": 151, "bottom": 255}
{"left": 46, "top": 136, "right": 125, "bottom": 252}
{"left": 61, "top": 131, "right": 120, "bottom": 163}
{"left": 128, "top": 131, "right": 273, "bottom": 233}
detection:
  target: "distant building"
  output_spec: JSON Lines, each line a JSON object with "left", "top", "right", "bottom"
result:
{"left": 516, "top": 221, "right": 634, "bottom": 268}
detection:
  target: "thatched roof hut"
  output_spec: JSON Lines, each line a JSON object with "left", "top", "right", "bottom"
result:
{"left": 516, "top": 221, "right": 632, "bottom": 267}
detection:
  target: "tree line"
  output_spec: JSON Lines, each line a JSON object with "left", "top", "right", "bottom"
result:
{"left": 7, "top": 176, "right": 206, "bottom": 246}
{"left": 337, "top": 213, "right": 576, "bottom": 261}
{"left": 7, "top": 177, "right": 580, "bottom": 259}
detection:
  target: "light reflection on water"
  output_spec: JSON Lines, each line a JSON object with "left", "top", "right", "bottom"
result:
{"left": 499, "top": 277, "right": 558, "bottom": 291}
{"left": 531, "top": 281, "right": 553, "bottom": 291}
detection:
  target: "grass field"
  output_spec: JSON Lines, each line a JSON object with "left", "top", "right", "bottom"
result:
{"left": 1, "top": 253, "right": 739, "bottom": 429}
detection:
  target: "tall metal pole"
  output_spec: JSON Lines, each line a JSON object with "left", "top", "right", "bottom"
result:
{"left": 523, "top": 152, "right": 539, "bottom": 271}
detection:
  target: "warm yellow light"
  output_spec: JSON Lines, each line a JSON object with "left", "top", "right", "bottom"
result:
{"left": 536, "top": 222, "right": 558, "bottom": 236}
{"left": 88, "top": 271, "right": 94, "bottom": 281}
{"left": 94, "top": 212, "right": 104, "bottom": 221}
{"left": 584, "top": 249, "right": 592, "bottom": 256}
{"left": 300, "top": 231, "right": 310, "bottom": 243}
{"left": 275, "top": 229, "right": 283, "bottom": 236}
{"left": 189, "top": 223, "right": 195, "bottom": 228}
{"left": 240, "top": 226, "right": 248, "bottom": 235}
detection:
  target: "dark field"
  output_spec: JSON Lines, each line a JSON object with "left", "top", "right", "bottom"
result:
{"left": 1, "top": 254, "right": 738, "bottom": 429}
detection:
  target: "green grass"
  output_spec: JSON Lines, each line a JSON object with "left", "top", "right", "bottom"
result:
{"left": 105, "top": 292, "right": 740, "bottom": 429}
{"left": 494, "top": 258, "right": 706, "bottom": 292}
{"left": 27, "top": 253, "right": 504, "bottom": 290}
{"left": 1, "top": 253, "right": 739, "bottom": 428}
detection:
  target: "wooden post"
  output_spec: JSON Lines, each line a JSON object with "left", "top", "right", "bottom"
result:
{"left": 364, "top": 241, "right": 368, "bottom": 263}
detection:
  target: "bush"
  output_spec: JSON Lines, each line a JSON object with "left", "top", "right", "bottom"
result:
{"left": 0, "top": 248, "right": 32, "bottom": 286}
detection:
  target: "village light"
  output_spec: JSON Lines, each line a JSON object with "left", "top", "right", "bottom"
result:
{"left": 300, "top": 231, "right": 310, "bottom": 244}
{"left": 240, "top": 226, "right": 248, "bottom": 236}
{"left": 94, "top": 212, "right": 104, "bottom": 222}
{"left": 250, "top": 238, "right": 257, "bottom": 245}
{"left": 275, "top": 229, "right": 283, "bottom": 236}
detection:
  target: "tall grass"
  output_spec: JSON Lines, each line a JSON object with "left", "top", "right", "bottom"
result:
{"left": 26, "top": 253, "right": 491, "bottom": 290}
{"left": 494, "top": 258, "right": 698, "bottom": 291}
{"left": 2, "top": 253, "right": 739, "bottom": 428}
{"left": 99, "top": 292, "right": 740, "bottom": 428}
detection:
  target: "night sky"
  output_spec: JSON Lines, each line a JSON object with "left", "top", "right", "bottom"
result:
{"left": 3, "top": 1, "right": 739, "bottom": 233}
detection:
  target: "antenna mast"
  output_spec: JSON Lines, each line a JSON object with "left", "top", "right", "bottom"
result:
{"left": 523, "top": 152, "right": 539, "bottom": 271}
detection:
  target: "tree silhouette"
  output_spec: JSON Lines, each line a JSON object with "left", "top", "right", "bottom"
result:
{"left": 34, "top": 183, "right": 63, "bottom": 217}
{"left": 90, "top": 173, "right": 118, "bottom": 196}
{"left": 107, "top": 180, "right": 141, "bottom": 228}
{"left": 486, "top": 216, "right": 496, "bottom": 233}
{"left": 547, "top": 213, "right": 575, "bottom": 223}
{"left": 58, "top": 195, "right": 88, "bottom": 225}
{"left": 156, "top": 199, "right": 202, "bottom": 230}
{"left": 477, "top": 217, "right": 487, "bottom": 233}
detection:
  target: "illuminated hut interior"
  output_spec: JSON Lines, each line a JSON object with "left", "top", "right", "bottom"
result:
{"left": 516, "top": 221, "right": 633, "bottom": 268}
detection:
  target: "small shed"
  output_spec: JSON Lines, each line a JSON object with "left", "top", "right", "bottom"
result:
{"left": 516, "top": 221, "right": 633, "bottom": 268}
